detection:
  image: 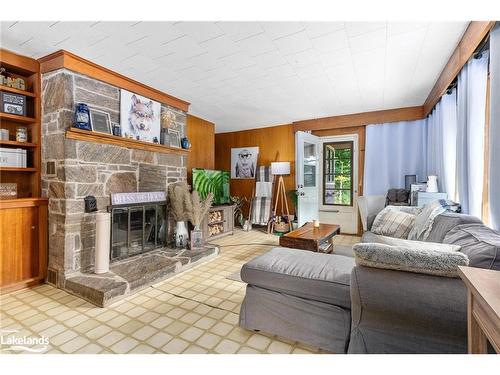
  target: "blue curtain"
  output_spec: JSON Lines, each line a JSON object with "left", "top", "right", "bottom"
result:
{"left": 426, "top": 88, "right": 458, "bottom": 199}
{"left": 364, "top": 120, "right": 428, "bottom": 195}
{"left": 490, "top": 23, "right": 500, "bottom": 230}
{"left": 456, "top": 51, "right": 489, "bottom": 218}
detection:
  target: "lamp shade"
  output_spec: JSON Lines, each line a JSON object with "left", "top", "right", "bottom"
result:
{"left": 271, "top": 162, "right": 290, "bottom": 175}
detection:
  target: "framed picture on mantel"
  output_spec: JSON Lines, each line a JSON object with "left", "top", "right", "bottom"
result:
{"left": 90, "top": 109, "right": 112, "bottom": 134}
{"left": 120, "top": 89, "right": 161, "bottom": 143}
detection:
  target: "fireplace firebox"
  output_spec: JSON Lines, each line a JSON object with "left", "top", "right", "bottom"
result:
{"left": 108, "top": 192, "right": 168, "bottom": 261}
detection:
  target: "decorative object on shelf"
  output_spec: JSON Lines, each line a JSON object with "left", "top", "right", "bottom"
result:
{"left": 0, "top": 183, "right": 17, "bottom": 200}
{"left": 1, "top": 91, "right": 26, "bottom": 116}
{"left": 0, "top": 128, "right": 9, "bottom": 140}
{"left": 426, "top": 175, "right": 439, "bottom": 193}
{"left": 112, "top": 124, "right": 121, "bottom": 137}
{"left": 167, "top": 129, "right": 181, "bottom": 148}
{"left": 89, "top": 108, "right": 111, "bottom": 134}
{"left": 161, "top": 108, "right": 176, "bottom": 128}
{"left": 405, "top": 174, "right": 417, "bottom": 191}
{"left": 410, "top": 183, "right": 428, "bottom": 206}
{"left": 231, "top": 147, "right": 259, "bottom": 179}
{"left": 74, "top": 103, "right": 92, "bottom": 130}
{"left": 186, "top": 189, "right": 213, "bottom": 250}
{"left": 84, "top": 196, "right": 98, "bottom": 213}
{"left": 181, "top": 136, "right": 190, "bottom": 149}
{"left": 270, "top": 161, "right": 291, "bottom": 233}
{"left": 313, "top": 219, "right": 320, "bottom": 228}
{"left": 120, "top": 89, "right": 161, "bottom": 143}
{"left": 13, "top": 77, "right": 26, "bottom": 91}
{"left": 153, "top": 137, "right": 159, "bottom": 144}
{"left": 16, "top": 127, "right": 27, "bottom": 143}
{"left": 160, "top": 128, "right": 169, "bottom": 145}
{"left": 0, "top": 147, "right": 26, "bottom": 167}
{"left": 0, "top": 68, "right": 6, "bottom": 86}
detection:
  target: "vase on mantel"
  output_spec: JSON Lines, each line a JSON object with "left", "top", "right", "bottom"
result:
{"left": 175, "top": 221, "right": 189, "bottom": 249}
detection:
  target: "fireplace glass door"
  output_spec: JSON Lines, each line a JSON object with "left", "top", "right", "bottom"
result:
{"left": 110, "top": 203, "right": 167, "bottom": 261}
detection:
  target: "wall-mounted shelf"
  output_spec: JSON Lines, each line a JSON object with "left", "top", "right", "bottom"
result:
{"left": 66, "top": 127, "right": 191, "bottom": 156}
{"left": 0, "top": 140, "right": 37, "bottom": 148}
{"left": 0, "top": 85, "right": 37, "bottom": 97}
{"left": 0, "top": 112, "right": 37, "bottom": 124}
{"left": 0, "top": 167, "right": 38, "bottom": 172}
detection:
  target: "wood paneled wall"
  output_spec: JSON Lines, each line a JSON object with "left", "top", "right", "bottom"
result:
{"left": 186, "top": 114, "right": 215, "bottom": 184}
{"left": 215, "top": 124, "right": 296, "bottom": 216}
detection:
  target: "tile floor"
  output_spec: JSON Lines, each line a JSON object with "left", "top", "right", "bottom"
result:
{"left": 0, "top": 229, "right": 360, "bottom": 354}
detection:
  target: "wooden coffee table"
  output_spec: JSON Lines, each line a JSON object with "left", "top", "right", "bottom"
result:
{"left": 279, "top": 222, "right": 341, "bottom": 253}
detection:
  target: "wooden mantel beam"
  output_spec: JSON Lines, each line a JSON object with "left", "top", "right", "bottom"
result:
{"left": 38, "top": 50, "right": 190, "bottom": 112}
{"left": 423, "top": 21, "right": 495, "bottom": 116}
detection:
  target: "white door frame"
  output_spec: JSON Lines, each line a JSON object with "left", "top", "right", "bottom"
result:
{"left": 318, "top": 134, "right": 359, "bottom": 234}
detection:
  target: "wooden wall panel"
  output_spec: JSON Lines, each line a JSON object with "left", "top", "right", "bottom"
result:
{"left": 186, "top": 114, "right": 215, "bottom": 183}
{"left": 215, "top": 124, "right": 295, "bottom": 216}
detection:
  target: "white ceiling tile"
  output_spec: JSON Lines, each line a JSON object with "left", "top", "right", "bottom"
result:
{"left": 349, "top": 28, "right": 386, "bottom": 54}
{"left": 236, "top": 33, "right": 276, "bottom": 57}
{"left": 260, "top": 22, "right": 305, "bottom": 40}
{"left": 303, "top": 22, "right": 345, "bottom": 38}
{"left": 311, "top": 29, "right": 349, "bottom": 53}
{"left": 318, "top": 48, "right": 353, "bottom": 68}
{"left": 217, "top": 22, "right": 264, "bottom": 42}
{"left": 345, "top": 22, "right": 386, "bottom": 37}
{"left": 387, "top": 22, "right": 428, "bottom": 36}
{"left": 173, "top": 22, "right": 224, "bottom": 43}
{"left": 273, "top": 30, "right": 313, "bottom": 56}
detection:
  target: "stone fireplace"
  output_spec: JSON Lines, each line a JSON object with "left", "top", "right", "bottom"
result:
{"left": 40, "top": 68, "right": 218, "bottom": 306}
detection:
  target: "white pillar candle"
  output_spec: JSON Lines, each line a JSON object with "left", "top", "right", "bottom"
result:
{"left": 95, "top": 212, "right": 111, "bottom": 274}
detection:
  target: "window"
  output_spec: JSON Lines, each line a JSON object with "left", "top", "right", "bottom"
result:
{"left": 323, "top": 141, "right": 353, "bottom": 206}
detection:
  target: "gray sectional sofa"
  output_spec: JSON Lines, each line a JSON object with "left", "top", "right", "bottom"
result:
{"left": 239, "top": 212, "right": 500, "bottom": 353}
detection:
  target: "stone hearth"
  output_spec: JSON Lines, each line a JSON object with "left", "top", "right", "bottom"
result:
{"left": 64, "top": 246, "right": 219, "bottom": 307}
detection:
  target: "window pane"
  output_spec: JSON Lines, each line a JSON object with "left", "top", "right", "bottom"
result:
{"left": 303, "top": 142, "right": 316, "bottom": 187}
{"left": 323, "top": 141, "right": 353, "bottom": 206}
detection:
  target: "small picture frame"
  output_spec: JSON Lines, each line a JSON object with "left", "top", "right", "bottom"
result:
{"left": 167, "top": 129, "right": 181, "bottom": 148}
{"left": 89, "top": 109, "right": 112, "bottom": 134}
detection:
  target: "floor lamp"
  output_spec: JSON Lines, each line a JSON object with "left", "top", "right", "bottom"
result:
{"left": 271, "top": 162, "right": 291, "bottom": 233}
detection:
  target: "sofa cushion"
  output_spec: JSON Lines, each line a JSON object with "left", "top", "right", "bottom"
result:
{"left": 443, "top": 224, "right": 500, "bottom": 270}
{"left": 427, "top": 212, "right": 483, "bottom": 243}
{"left": 353, "top": 242, "right": 469, "bottom": 277}
{"left": 371, "top": 207, "right": 416, "bottom": 239}
{"left": 361, "top": 232, "right": 461, "bottom": 252}
{"left": 240, "top": 247, "right": 355, "bottom": 308}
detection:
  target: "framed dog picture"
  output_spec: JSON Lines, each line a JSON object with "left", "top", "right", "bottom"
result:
{"left": 231, "top": 147, "right": 259, "bottom": 179}
{"left": 120, "top": 89, "right": 161, "bottom": 142}
{"left": 89, "top": 109, "right": 111, "bottom": 134}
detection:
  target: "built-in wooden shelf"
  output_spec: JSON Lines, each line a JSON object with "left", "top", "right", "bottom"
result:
{"left": 0, "top": 112, "right": 37, "bottom": 124}
{"left": 0, "top": 197, "right": 47, "bottom": 209}
{"left": 66, "top": 127, "right": 191, "bottom": 156}
{"left": 0, "top": 85, "right": 37, "bottom": 98}
{"left": 0, "top": 167, "right": 37, "bottom": 172}
{"left": 0, "top": 140, "right": 37, "bottom": 148}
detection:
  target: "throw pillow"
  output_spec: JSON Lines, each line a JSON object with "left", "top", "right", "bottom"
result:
{"left": 444, "top": 224, "right": 500, "bottom": 270}
{"left": 353, "top": 242, "right": 469, "bottom": 277}
{"left": 361, "top": 233, "right": 461, "bottom": 252}
{"left": 371, "top": 206, "right": 416, "bottom": 239}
